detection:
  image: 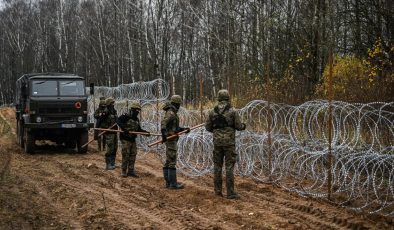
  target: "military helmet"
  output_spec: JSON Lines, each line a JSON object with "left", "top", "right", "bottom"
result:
{"left": 99, "top": 98, "right": 106, "bottom": 106}
{"left": 105, "top": 97, "right": 115, "bottom": 106}
{"left": 218, "top": 89, "right": 230, "bottom": 101}
{"left": 162, "top": 101, "right": 172, "bottom": 110}
{"left": 129, "top": 101, "right": 141, "bottom": 110}
{"left": 170, "top": 95, "right": 182, "bottom": 104}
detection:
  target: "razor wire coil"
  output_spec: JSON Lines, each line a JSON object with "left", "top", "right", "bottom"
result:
{"left": 88, "top": 80, "right": 393, "bottom": 216}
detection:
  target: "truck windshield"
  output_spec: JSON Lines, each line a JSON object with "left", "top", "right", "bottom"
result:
{"left": 31, "top": 80, "right": 58, "bottom": 96}
{"left": 59, "top": 80, "right": 85, "bottom": 96}
{"left": 31, "top": 79, "right": 85, "bottom": 96}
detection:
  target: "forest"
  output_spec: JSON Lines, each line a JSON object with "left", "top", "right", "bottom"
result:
{"left": 0, "top": 0, "right": 393, "bottom": 106}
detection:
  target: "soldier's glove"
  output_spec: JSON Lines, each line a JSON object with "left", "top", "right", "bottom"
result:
{"left": 161, "top": 129, "right": 168, "bottom": 143}
{"left": 145, "top": 132, "right": 151, "bottom": 137}
{"left": 178, "top": 127, "right": 190, "bottom": 133}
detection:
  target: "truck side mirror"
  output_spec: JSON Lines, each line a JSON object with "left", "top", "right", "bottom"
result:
{"left": 89, "top": 83, "right": 94, "bottom": 95}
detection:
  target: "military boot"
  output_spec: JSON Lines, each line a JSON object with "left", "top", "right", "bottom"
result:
{"left": 214, "top": 166, "right": 223, "bottom": 196}
{"left": 112, "top": 156, "right": 117, "bottom": 168}
{"left": 127, "top": 169, "right": 138, "bottom": 177}
{"left": 107, "top": 156, "right": 116, "bottom": 170}
{"left": 163, "top": 167, "right": 170, "bottom": 188}
{"left": 121, "top": 168, "right": 127, "bottom": 177}
{"left": 168, "top": 168, "right": 184, "bottom": 189}
{"left": 121, "top": 160, "right": 128, "bottom": 174}
{"left": 226, "top": 173, "right": 240, "bottom": 199}
{"left": 105, "top": 157, "right": 111, "bottom": 170}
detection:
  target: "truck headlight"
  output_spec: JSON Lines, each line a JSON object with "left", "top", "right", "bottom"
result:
{"left": 77, "top": 116, "right": 83, "bottom": 122}
{"left": 36, "top": 116, "right": 42, "bottom": 123}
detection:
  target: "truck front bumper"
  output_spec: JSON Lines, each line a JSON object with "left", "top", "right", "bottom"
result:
{"left": 24, "top": 123, "right": 93, "bottom": 129}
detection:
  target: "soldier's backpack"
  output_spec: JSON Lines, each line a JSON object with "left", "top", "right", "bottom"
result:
{"left": 212, "top": 105, "right": 231, "bottom": 129}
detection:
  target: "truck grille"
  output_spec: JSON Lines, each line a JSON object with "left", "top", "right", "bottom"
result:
{"left": 39, "top": 107, "right": 74, "bottom": 114}
{"left": 45, "top": 117, "right": 74, "bottom": 122}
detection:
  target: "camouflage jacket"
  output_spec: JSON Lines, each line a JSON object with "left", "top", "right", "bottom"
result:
{"left": 117, "top": 114, "right": 146, "bottom": 141}
{"left": 161, "top": 103, "right": 180, "bottom": 138}
{"left": 205, "top": 101, "right": 246, "bottom": 146}
{"left": 100, "top": 107, "right": 117, "bottom": 129}
{"left": 93, "top": 106, "right": 106, "bottom": 128}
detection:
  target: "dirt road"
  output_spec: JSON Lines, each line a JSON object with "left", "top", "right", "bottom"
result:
{"left": 0, "top": 108, "right": 392, "bottom": 229}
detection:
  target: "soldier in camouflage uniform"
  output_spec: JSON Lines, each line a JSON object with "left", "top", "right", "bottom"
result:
{"left": 100, "top": 97, "right": 118, "bottom": 170}
{"left": 93, "top": 97, "right": 107, "bottom": 151}
{"left": 205, "top": 89, "right": 246, "bottom": 199}
{"left": 117, "top": 101, "right": 150, "bottom": 177}
{"left": 161, "top": 95, "right": 190, "bottom": 189}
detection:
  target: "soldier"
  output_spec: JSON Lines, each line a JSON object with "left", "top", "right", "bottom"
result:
{"left": 100, "top": 97, "right": 118, "bottom": 170}
{"left": 161, "top": 95, "right": 190, "bottom": 189}
{"left": 205, "top": 89, "right": 246, "bottom": 199}
{"left": 117, "top": 101, "right": 150, "bottom": 177}
{"left": 93, "top": 97, "right": 107, "bottom": 151}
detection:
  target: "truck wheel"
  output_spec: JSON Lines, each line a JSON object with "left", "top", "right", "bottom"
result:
{"left": 24, "top": 129, "right": 35, "bottom": 154}
{"left": 77, "top": 131, "right": 88, "bottom": 154}
{"left": 65, "top": 140, "right": 76, "bottom": 149}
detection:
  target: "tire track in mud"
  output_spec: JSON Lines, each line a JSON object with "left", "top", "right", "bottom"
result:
{"left": 141, "top": 156, "right": 367, "bottom": 229}
{"left": 14, "top": 149, "right": 388, "bottom": 229}
{"left": 238, "top": 182, "right": 380, "bottom": 229}
{"left": 8, "top": 148, "right": 391, "bottom": 229}
{"left": 12, "top": 152, "right": 235, "bottom": 229}
{"left": 12, "top": 153, "right": 154, "bottom": 229}
{"left": 57, "top": 156, "right": 239, "bottom": 229}
{"left": 46, "top": 153, "right": 353, "bottom": 229}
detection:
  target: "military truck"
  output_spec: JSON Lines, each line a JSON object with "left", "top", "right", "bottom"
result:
{"left": 15, "top": 73, "right": 94, "bottom": 153}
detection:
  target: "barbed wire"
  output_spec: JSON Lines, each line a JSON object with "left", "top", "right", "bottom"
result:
{"left": 88, "top": 82, "right": 393, "bottom": 216}
{"left": 87, "top": 79, "right": 170, "bottom": 122}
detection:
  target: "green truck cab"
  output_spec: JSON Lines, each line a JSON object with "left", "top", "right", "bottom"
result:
{"left": 15, "top": 73, "right": 94, "bottom": 153}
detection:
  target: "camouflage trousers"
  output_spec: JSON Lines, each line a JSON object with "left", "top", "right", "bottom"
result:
{"left": 213, "top": 145, "right": 236, "bottom": 195}
{"left": 95, "top": 130, "right": 106, "bottom": 151}
{"left": 121, "top": 140, "right": 137, "bottom": 172}
{"left": 164, "top": 141, "right": 177, "bottom": 169}
{"left": 105, "top": 133, "right": 118, "bottom": 158}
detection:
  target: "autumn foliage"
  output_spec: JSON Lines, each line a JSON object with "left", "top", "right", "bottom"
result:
{"left": 316, "top": 40, "right": 393, "bottom": 103}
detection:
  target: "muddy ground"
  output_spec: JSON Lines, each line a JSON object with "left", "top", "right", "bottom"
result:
{"left": 0, "top": 107, "right": 393, "bottom": 230}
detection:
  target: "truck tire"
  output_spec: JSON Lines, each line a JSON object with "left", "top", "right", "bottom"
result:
{"left": 24, "top": 129, "right": 35, "bottom": 154}
{"left": 65, "top": 140, "right": 76, "bottom": 149}
{"left": 77, "top": 131, "right": 88, "bottom": 154}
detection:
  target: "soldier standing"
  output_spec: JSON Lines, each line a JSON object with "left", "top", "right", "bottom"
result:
{"left": 205, "top": 89, "right": 246, "bottom": 199}
{"left": 161, "top": 95, "right": 190, "bottom": 189}
{"left": 117, "top": 101, "right": 150, "bottom": 177}
{"left": 93, "top": 97, "right": 107, "bottom": 151}
{"left": 100, "top": 97, "right": 118, "bottom": 170}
